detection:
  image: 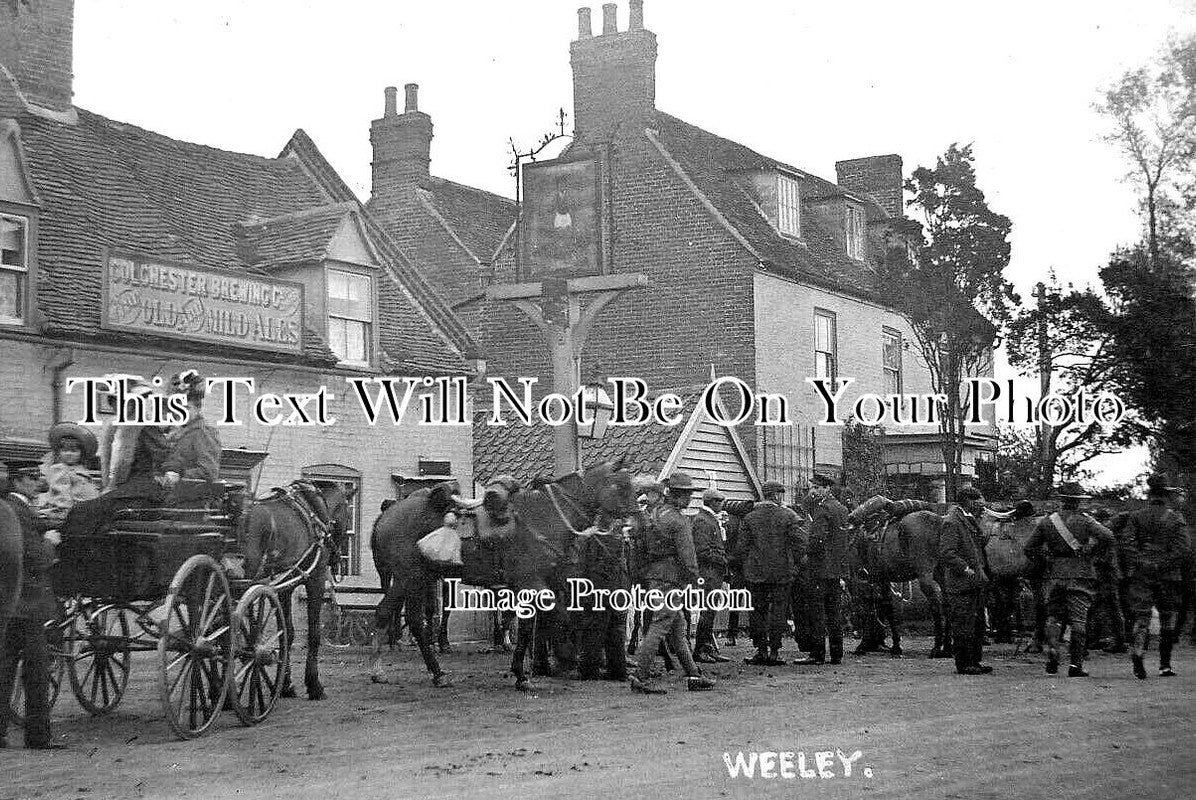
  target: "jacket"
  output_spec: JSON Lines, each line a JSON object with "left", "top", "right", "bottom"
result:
{"left": 1023, "top": 510, "right": 1114, "bottom": 582}
{"left": 691, "top": 507, "right": 727, "bottom": 574}
{"left": 1125, "top": 500, "right": 1191, "bottom": 582}
{"left": 38, "top": 458, "right": 100, "bottom": 515}
{"left": 731, "top": 500, "right": 806, "bottom": 584}
{"left": 640, "top": 504, "right": 699, "bottom": 588}
{"left": 163, "top": 414, "right": 222, "bottom": 481}
{"left": 4, "top": 494, "right": 57, "bottom": 621}
{"left": 804, "top": 491, "right": 850, "bottom": 580}
{"left": 940, "top": 505, "right": 990, "bottom": 593}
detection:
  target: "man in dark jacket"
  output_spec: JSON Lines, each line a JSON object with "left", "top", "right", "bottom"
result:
{"left": 940, "top": 487, "right": 992, "bottom": 676}
{"left": 1124, "top": 476, "right": 1192, "bottom": 679}
{"left": 1023, "top": 482, "right": 1114, "bottom": 677}
{"left": 796, "top": 473, "right": 850, "bottom": 665}
{"left": 732, "top": 481, "right": 806, "bottom": 666}
{"left": 692, "top": 487, "right": 730, "bottom": 663}
{"left": 0, "top": 461, "right": 63, "bottom": 749}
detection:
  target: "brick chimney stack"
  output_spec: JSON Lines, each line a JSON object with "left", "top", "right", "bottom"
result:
{"left": 835, "top": 155, "right": 905, "bottom": 218}
{"left": 370, "top": 83, "right": 434, "bottom": 212}
{"left": 0, "top": 0, "right": 75, "bottom": 117}
{"left": 570, "top": 2, "right": 658, "bottom": 144}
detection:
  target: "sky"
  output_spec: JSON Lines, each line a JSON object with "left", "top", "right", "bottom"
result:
{"left": 70, "top": 0, "right": 1195, "bottom": 485}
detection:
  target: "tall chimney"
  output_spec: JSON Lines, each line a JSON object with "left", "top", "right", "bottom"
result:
{"left": 370, "top": 84, "right": 434, "bottom": 211}
{"left": 0, "top": 0, "right": 76, "bottom": 116}
{"left": 629, "top": 0, "right": 643, "bottom": 30}
{"left": 577, "top": 7, "right": 592, "bottom": 38}
{"left": 570, "top": 2, "right": 657, "bottom": 143}
{"left": 835, "top": 155, "right": 904, "bottom": 218}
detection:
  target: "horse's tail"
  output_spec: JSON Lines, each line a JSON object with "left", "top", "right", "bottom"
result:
{"left": 370, "top": 515, "right": 391, "bottom": 594}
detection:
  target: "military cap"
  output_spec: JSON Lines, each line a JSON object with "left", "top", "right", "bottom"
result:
{"left": 761, "top": 480, "right": 786, "bottom": 495}
{"left": 664, "top": 472, "right": 697, "bottom": 492}
{"left": 811, "top": 473, "right": 837, "bottom": 487}
{"left": 48, "top": 421, "right": 99, "bottom": 461}
{"left": 1054, "top": 481, "right": 1092, "bottom": 500}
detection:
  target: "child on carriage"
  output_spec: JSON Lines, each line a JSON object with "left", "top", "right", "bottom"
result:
{"left": 36, "top": 422, "right": 100, "bottom": 525}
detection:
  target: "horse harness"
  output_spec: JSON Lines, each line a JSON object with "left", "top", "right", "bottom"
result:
{"left": 255, "top": 482, "right": 342, "bottom": 586}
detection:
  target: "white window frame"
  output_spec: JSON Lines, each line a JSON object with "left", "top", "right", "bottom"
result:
{"left": 777, "top": 174, "right": 801, "bottom": 237}
{"left": 882, "top": 327, "right": 903, "bottom": 396}
{"left": 301, "top": 465, "right": 363, "bottom": 577}
{"left": 327, "top": 267, "right": 374, "bottom": 367}
{"left": 846, "top": 203, "right": 866, "bottom": 260}
{"left": 814, "top": 309, "right": 837, "bottom": 381}
{"left": 0, "top": 213, "right": 29, "bottom": 325}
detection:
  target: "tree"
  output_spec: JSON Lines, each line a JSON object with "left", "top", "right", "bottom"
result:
{"left": 1005, "top": 274, "right": 1125, "bottom": 497}
{"left": 884, "top": 143, "right": 1017, "bottom": 500}
{"left": 1096, "top": 33, "right": 1196, "bottom": 269}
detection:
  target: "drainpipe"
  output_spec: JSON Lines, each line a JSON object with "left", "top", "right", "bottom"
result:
{"left": 47, "top": 346, "right": 74, "bottom": 424}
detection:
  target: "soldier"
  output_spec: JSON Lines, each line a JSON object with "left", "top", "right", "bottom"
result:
{"left": 940, "top": 487, "right": 992, "bottom": 676}
{"left": 1023, "top": 483, "right": 1114, "bottom": 677}
{"left": 1124, "top": 475, "right": 1192, "bottom": 679}
{"left": 796, "top": 473, "right": 850, "bottom": 665}
{"left": 732, "top": 480, "right": 806, "bottom": 666}
{"left": 0, "top": 461, "right": 64, "bottom": 749}
{"left": 629, "top": 473, "right": 714, "bottom": 694}
{"left": 692, "top": 487, "right": 730, "bottom": 663}
{"left": 162, "top": 369, "right": 221, "bottom": 489}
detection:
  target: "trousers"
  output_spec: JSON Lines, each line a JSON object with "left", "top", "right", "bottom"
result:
{"left": 0, "top": 616, "right": 52, "bottom": 747}
{"left": 947, "top": 588, "right": 987, "bottom": 673}
{"left": 748, "top": 581, "right": 791, "bottom": 651}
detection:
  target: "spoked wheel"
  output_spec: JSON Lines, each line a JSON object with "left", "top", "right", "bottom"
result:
{"left": 158, "top": 555, "right": 234, "bottom": 740}
{"left": 231, "top": 584, "right": 288, "bottom": 726}
{"left": 7, "top": 621, "right": 67, "bottom": 726}
{"left": 68, "top": 603, "right": 132, "bottom": 715}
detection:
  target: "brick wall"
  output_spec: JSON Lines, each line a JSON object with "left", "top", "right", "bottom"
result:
{"left": 835, "top": 155, "right": 903, "bottom": 218}
{"left": 0, "top": 0, "right": 74, "bottom": 113}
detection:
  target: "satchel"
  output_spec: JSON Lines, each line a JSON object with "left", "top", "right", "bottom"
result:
{"left": 417, "top": 525, "right": 464, "bottom": 566}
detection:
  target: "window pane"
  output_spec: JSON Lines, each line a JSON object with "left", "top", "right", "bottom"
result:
{"left": 329, "top": 317, "right": 347, "bottom": 360}
{"left": 0, "top": 271, "right": 22, "bottom": 319}
{"left": 777, "top": 176, "right": 800, "bottom": 236}
{"left": 328, "top": 270, "right": 372, "bottom": 321}
{"left": 1, "top": 217, "right": 25, "bottom": 268}
{"left": 815, "top": 352, "right": 831, "bottom": 379}
{"left": 344, "top": 320, "right": 367, "bottom": 362}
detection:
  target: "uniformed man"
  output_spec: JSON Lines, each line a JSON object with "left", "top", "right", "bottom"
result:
{"left": 692, "top": 487, "right": 730, "bottom": 663}
{"left": 629, "top": 473, "right": 714, "bottom": 693}
{"left": 940, "top": 487, "right": 992, "bottom": 676}
{"left": 796, "top": 473, "right": 850, "bottom": 665}
{"left": 731, "top": 480, "right": 806, "bottom": 666}
{"left": 162, "top": 369, "right": 222, "bottom": 493}
{"left": 0, "top": 461, "right": 63, "bottom": 749}
{"left": 1124, "top": 475, "right": 1192, "bottom": 679}
{"left": 1023, "top": 482, "right": 1114, "bottom": 677}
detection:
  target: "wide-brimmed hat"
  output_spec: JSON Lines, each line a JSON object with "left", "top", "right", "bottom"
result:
{"left": 664, "top": 472, "right": 697, "bottom": 492}
{"left": 1055, "top": 482, "right": 1092, "bottom": 500}
{"left": 632, "top": 473, "right": 665, "bottom": 494}
{"left": 48, "top": 421, "right": 99, "bottom": 460}
{"left": 761, "top": 480, "right": 786, "bottom": 495}
{"left": 1146, "top": 475, "right": 1179, "bottom": 497}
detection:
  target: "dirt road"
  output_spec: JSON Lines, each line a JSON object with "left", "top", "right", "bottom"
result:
{"left": 3, "top": 636, "right": 1192, "bottom": 800}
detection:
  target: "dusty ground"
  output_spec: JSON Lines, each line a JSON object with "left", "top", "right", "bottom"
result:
{"left": 1, "top": 634, "right": 1193, "bottom": 800}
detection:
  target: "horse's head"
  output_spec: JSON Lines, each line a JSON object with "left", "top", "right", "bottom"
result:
{"left": 481, "top": 474, "right": 520, "bottom": 523}
{"left": 578, "top": 455, "right": 636, "bottom": 518}
{"left": 320, "top": 483, "right": 358, "bottom": 558}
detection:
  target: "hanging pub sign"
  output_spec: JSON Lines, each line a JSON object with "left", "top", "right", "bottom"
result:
{"left": 522, "top": 158, "right": 601, "bottom": 279}
{"left": 101, "top": 251, "right": 304, "bottom": 354}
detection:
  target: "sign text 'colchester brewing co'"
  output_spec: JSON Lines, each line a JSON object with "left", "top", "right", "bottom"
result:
{"left": 102, "top": 253, "right": 304, "bottom": 353}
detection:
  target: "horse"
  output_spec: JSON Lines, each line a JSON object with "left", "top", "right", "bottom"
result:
{"left": 368, "top": 458, "right": 636, "bottom": 691}
{"left": 240, "top": 481, "right": 356, "bottom": 701}
{"left": 0, "top": 499, "right": 21, "bottom": 622}
{"left": 977, "top": 504, "right": 1046, "bottom": 649}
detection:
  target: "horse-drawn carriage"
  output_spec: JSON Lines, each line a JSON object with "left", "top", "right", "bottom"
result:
{"left": 10, "top": 479, "right": 349, "bottom": 740}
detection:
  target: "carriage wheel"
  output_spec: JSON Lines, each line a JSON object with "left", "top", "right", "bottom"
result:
{"left": 158, "top": 555, "right": 234, "bottom": 740}
{"left": 67, "top": 604, "right": 131, "bottom": 716}
{"left": 7, "top": 621, "right": 67, "bottom": 727}
{"left": 230, "top": 584, "right": 288, "bottom": 726}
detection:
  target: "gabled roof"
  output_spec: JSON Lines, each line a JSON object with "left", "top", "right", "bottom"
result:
{"left": 12, "top": 108, "right": 473, "bottom": 372}
{"left": 649, "top": 111, "right": 890, "bottom": 302}
{"left": 425, "top": 177, "right": 516, "bottom": 265}
{"left": 236, "top": 202, "right": 358, "bottom": 271}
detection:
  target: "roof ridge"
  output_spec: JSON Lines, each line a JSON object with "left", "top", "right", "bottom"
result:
{"left": 430, "top": 175, "right": 516, "bottom": 206}
{"left": 238, "top": 201, "right": 356, "bottom": 228}
{"left": 76, "top": 107, "right": 293, "bottom": 166}
{"left": 417, "top": 190, "right": 481, "bottom": 265}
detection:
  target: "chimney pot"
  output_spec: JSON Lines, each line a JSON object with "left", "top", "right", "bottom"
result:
{"left": 577, "top": 7, "right": 592, "bottom": 38}
{"left": 602, "top": 3, "right": 617, "bottom": 34}
{"left": 629, "top": 0, "right": 643, "bottom": 30}
{"left": 404, "top": 83, "right": 419, "bottom": 113}
{"left": 383, "top": 86, "right": 398, "bottom": 117}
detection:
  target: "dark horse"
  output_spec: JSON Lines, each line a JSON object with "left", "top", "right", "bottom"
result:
{"left": 368, "top": 459, "right": 635, "bottom": 691}
{"left": 240, "top": 482, "right": 356, "bottom": 701}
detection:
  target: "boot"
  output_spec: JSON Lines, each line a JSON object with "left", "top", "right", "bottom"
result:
{"left": 1159, "top": 630, "right": 1176, "bottom": 676}
{"left": 1131, "top": 654, "right": 1147, "bottom": 680}
{"left": 1068, "top": 638, "right": 1088, "bottom": 677}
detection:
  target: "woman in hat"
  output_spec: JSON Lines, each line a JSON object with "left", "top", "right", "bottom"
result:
{"left": 37, "top": 422, "right": 100, "bottom": 522}
{"left": 161, "top": 369, "right": 221, "bottom": 489}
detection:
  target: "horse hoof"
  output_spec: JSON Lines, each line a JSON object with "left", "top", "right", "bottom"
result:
{"left": 281, "top": 685, "right": 298, "bottom": 698}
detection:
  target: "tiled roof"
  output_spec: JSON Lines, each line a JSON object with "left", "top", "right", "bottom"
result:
{"left": 16, "top": 109, "right": 471, "bottom": 372}
{"left": 426, "top": 177, "right": 516, "bottom": 265}
{"left": 650, "top": 112, "right": 889, "bottom": 302}
{"left": 236, "top": 203, "right": 355, "bottom": 271}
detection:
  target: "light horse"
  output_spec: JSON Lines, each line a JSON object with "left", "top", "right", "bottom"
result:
{"left": 367, "top": 459, "right": 635, "bottom": 691}
{"left": 240, "top": 482, "right": 356, "bottom": 701}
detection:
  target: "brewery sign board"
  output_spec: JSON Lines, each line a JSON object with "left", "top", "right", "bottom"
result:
{"left": 522, "top": 158, "right": 601, "bottom": 280}
{"left": 101, "top": 250, "right": 304, "bottom": 354}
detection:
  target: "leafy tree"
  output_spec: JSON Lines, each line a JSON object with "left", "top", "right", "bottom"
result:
{"left": 884, "top": 143, "right": 1017, "bottom": 500}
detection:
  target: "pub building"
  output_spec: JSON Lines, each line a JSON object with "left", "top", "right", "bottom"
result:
{"left": 0, "top": 0, "right": 478, "bottom": 601}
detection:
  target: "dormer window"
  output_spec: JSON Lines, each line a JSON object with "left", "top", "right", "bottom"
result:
{"left": 0, "top": 214, "right": 29, "bottom": 324}
{"left": 777, "top": 175, "right": 801, "bottom": 237}
{"left": 328, "top": 268, "right": 373, "bottom": 365}
{"left": 846, "top": 203, "right": 865, "bottom": 260}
